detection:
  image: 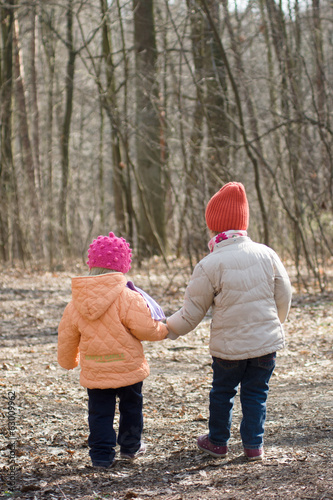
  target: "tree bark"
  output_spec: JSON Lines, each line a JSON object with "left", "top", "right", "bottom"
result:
{"left": 222, "top": 0, "right": 270, "bottom": 245}
{"left": 100, "top": 0, "right": 126, "bottom": 236}
{"left": 203, "top": 0, "right": 230, "bottom": 197}
{"left": 30, "top": 6, "right": 41, "bottom": 190}
{"left": 40, "top": 3, "right": 56, "bottom": 270}
{"left": 59, "top": 0, "right": 76, "bottom": 253}
{"left": 13, "top": 14, "right": 42, "bottom": 258}
{"left": 133, "top": 0, "right": 166, "bottom": 257}
{"left": 117, "top": 0, "right": 135, "bottom": 244}
{"left": 0, "top": 1, "right": 14, "bottom": 261}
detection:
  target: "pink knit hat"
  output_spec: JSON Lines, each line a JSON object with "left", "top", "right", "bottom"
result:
{"left": 205, "top": 182, "right": 249, "bottom": 233}
{"left": 87, "top": 232, "right": 132, "bottom": 273}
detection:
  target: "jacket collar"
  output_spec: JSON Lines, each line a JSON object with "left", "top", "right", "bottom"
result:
{"left": 211, "top": 235, "right": 250, "bottom": 251}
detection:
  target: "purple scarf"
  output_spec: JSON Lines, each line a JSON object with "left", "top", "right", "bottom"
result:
{"left": 126, "top": 281, "right": 166, "bottom": 321}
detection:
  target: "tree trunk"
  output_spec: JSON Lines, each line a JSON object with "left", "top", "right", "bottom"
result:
{"left": 117, "top": 0, "right": 135, "bottom": 244}
{"left": 13, "top": 14, "right": 42, "bottom": 259}
{"left": 176, "top": 0, "right": 207, "bottom": 258}
{"left": 201, "top": 0, "right": 269, "bottom": 246}
{"left": 59, "top": 0, "right": 76, "bottom": 253}
{"left": 203, "top": 0, "right": 230, "bottom": 197}
{"left": 0, "top": 1, "right": 14, "bottom": 261}
{"left": 265, "top": 0, "right": 307, "bottom": 279}
{"left": 30, "top": 6, "right": 41, "bottom": 190}
{"left": 133, "top": 0, "right": 166, "bottom": 257}
{"left": 40, "top": 3, "right": 56, "bottom": 269}
{"left": 100, "top": 0, "right": 127, "bottom": 236}
{"left": 311, "top": 0, "right": 331, "bottom": 201}
{"left": 98, "top": 98, "right": 105, "bottom": 231}
{"left": 222, "top": 0, "right": 270, "bottom": 245}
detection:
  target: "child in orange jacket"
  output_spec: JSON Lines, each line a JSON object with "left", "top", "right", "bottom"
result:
{"left": 58, "top": 232, "right": 168, "bottom": 468}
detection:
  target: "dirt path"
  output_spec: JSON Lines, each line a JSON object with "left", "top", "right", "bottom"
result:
{"left": 0, "top": 265, "right": 332, "bottom": 499}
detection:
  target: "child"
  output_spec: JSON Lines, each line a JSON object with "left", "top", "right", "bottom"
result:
{"left": 58, "top": 232, "right": 168, "bottom": 468}
{"left": 167, "top": 182, "right": 292, "bottom": 461}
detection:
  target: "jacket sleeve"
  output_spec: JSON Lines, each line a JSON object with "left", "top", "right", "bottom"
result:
{"left": 272, "top": 252, "right": 292, "bottom": 323}
{"left": 167, "top": 262, "right": 214, "bottom": 338}
{"left": 57, "top": 302, "right": 80, "bottom": 369}
{"left": 122, "top": 292, "right": 168, "bottom": 341}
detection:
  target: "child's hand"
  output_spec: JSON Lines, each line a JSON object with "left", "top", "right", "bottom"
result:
{"left": 166, "top": 330, "right": 179, "bottom": 340}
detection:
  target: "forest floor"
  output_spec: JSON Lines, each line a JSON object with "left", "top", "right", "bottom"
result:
{"left": 0, "top": 259, "right": 332, "bottom": 500}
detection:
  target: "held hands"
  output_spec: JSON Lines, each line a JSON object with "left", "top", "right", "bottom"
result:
{"left": 166, "top": 327, "right": 179, "bottom": 340}
{"left": 160, "top": 320, "right": 179, "bottom": 340}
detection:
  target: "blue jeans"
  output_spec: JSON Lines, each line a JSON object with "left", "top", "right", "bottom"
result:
{"left": 87, "top": 382, "right": 143, "bottom": 466}
{"left": 209, "top": 353, "right": 276, "bottom": 449}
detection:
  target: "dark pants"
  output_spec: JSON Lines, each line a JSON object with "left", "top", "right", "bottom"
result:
{"left": 87, "top": 382, "right": 143, "bottom": 467}
{"left": 209, "top": 353, "right": 276, "bottom": 449}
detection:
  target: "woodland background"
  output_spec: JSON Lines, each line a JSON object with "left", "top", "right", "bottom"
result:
{"left": 1, "top": 2, "right": 333, "bottom": 497}
{"left": 0, "top": 0, "right": 332, "bottom": 290}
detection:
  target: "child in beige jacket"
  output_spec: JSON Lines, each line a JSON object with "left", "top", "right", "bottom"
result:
{"left": 167, "top": 182, "right": 292, "bottom": 461}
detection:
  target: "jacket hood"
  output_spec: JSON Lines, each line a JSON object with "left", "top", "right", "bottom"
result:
{"left": 71, "top": 273, "right": 126, "bottom": 321}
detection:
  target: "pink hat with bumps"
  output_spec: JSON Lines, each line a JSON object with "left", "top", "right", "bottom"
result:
{"left": 87, "top": 232, "right": 132, "bottom": 273}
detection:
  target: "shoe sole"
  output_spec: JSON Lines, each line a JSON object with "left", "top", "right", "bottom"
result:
{"left": 120, "top": 443, "right": 147, "bottom": 460}
{"left": 197, "top": 444, "right": 227, "bottom": 458}
{"left": 245, "top": 453, "right": 264, "bottom": 461}
{"left": 120, "top": 451, "right": 146, "bottom": 460}
{"left": 92, "top": 462, "right": 116, "bottom": 469}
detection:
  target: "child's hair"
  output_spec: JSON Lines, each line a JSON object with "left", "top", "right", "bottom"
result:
{"left": 86, "top": 232, "right": 132, "bottom": 273}
{"left": 89, "top": 267, "right": 118, "bottom": 276}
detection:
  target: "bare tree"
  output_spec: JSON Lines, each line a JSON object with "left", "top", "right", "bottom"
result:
{"left": 40, "top": 3, "right": 57, "bottom": 270}
{"left": 100, "top": 0, "right": 127, "bottom": 236}
{"left": 14, "top": 11, "right": 42, "bottom": 258}
{"left": 203, "top": 0, "right": 230, "bottom": 197}
{"left": 133, "top": 0, "right": 166, "bottom": 257}
{"left": 0, "top": 0, "right": 14, "bottom": 262}
{"left": 58, "top": 0, "right": 76, "bottom": 253}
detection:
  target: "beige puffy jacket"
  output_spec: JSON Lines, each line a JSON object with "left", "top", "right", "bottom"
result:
{"left": 58, "top": 273, "right": 168, "bottom": 389}
{"left": 167, "top": 237, "right": 292, "bottom": 360}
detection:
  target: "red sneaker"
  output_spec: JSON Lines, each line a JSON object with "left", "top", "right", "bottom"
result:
{"left": 244, "top": 448, "right": 264, "bottom": 461}
{"left": 197, "top": 434, "right": 228, "bottom": 458}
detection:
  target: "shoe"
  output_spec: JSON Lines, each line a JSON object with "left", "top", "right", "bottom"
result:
{"left": 91, "top": 461, "right": 115, "bottom": 469}
{"left": 197, "top": 434, "right": 228, "bottom": 458}
{"left": 120, "top": 442, "right": 147, "bottom": 460}
{"left": 244, "top": 448, "right": 264, "bottom": 461}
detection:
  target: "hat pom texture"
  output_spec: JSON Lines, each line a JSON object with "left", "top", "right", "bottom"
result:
{"left": 87, "top": 232, "right": 132, "bottom": 273}
{"left": 205, "top": 182, "right": 249, "bottom": 233}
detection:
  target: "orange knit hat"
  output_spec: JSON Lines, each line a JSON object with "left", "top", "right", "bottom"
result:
{"left": 205, "top": 182, "right": 249, "bottom": 233}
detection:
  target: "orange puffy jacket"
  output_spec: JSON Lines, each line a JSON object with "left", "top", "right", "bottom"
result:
{"left": 57, "top": 273, "right": 168, "bottom": 389}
